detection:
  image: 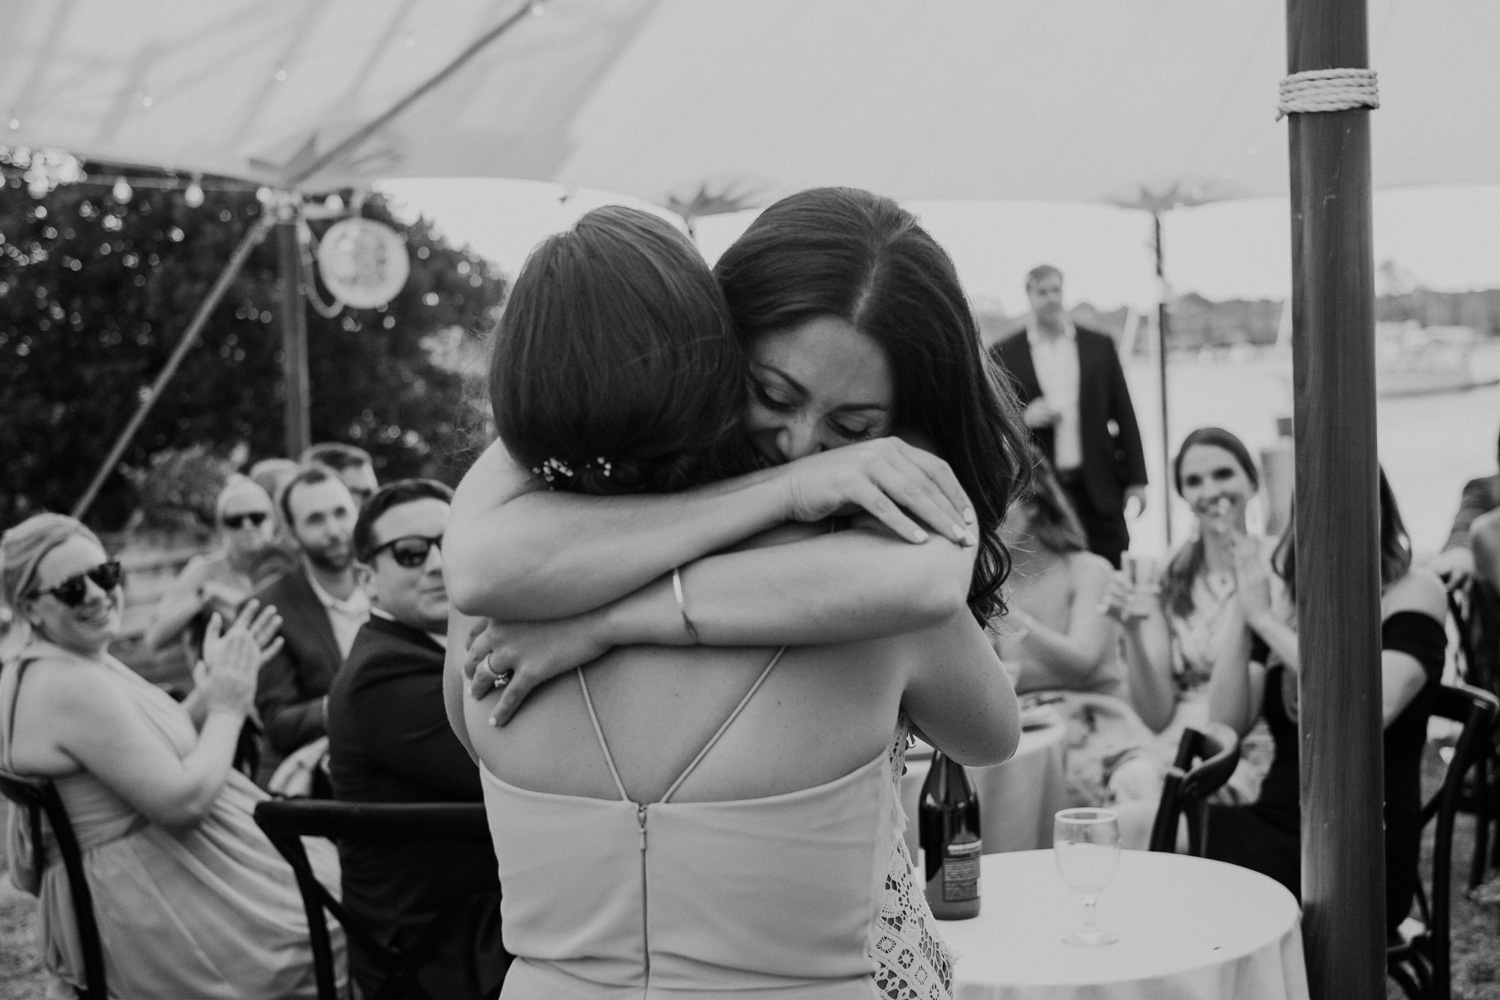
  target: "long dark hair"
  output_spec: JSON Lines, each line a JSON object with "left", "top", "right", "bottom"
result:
{"left": 1272, "top": 467, "right": 1411, "bottom": 600}
{"left": 714, "top": 187, "right": 1030, "bottom": 623}
{"left": 1022, "top": 456, "right": 1088, "bottom": 556}
{"left": 488, "top": 207, "right": 754, "bottom": 496}
{"left": 1160, "top": 426, "right": 1260, "bottom": 619}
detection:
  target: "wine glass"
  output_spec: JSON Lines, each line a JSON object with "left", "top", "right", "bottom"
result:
{"left": 1053, "top": 807, "right": 1121, "bottom": 946}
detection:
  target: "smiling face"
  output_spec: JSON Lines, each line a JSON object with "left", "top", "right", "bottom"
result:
{"left": 1177, "top": 443, "right": 1256, "bottom": 532}
{"left": 743, "top": 315, "right": 896, "bottom": 464}
{"left": 218, "top": 484, "right": 276, "bottom": 558}
{"left": 27, "top": 535, "right": 122, "bottom": 656}
{"left": 365, "top": 497, "right": 450, "bottom": 633}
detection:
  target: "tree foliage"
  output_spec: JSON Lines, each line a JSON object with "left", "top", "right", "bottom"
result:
{"left": 0, "top": 161, "right": 504, "bottom": 531}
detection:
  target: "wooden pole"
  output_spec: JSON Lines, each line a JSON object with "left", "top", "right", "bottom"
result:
{"left": 1285, "top": 0, "right": 1385, "bottom": 994}
{"left": 1152, "top": 212, "right": 1172, "bottom": 546}
{"left": 71, "top": 214, "right": 276, "bottom": 519}
{"left": 277, "top": 207, "right": 311, "bottom": 459}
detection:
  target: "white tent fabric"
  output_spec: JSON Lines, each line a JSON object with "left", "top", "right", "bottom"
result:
{"left": 3, "top": 0, "right": 1496, "bottom": 208}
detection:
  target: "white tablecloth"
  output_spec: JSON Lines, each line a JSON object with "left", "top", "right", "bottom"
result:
{"left": 900, "top": 721, "right": 1069, "bottom": 857}
{"left": 936, "top": 851, "right": 1310, "bottom": 1000}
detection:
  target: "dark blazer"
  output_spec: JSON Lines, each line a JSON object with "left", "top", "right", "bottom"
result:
{"left": 253, "top": 567, "right": 343, "bottom": 782}
{"left": 1444, "top": 474, "right": 1500, "bottom": 550}
{"left": 991, "top": 326, "right": 1148, "bottom": 514}
{"left": 327, "top": 614, "right": 509, "bottom": 1000}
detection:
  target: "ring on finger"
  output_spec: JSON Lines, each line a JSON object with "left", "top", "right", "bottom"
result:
{"left": 493, "top": 669, "right": 515, "bottom": 689}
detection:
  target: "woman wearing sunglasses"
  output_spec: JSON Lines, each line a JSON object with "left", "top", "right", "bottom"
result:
{"left": 145, "top": 474, "right": 289, "bottom": 661}
{"left": 0, "top": 513, "right": 344, "bottom": 998}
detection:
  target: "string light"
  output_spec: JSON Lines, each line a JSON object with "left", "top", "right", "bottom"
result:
{"left": 183, "top": 177, "right": 205, "bottom": 207}
{"left": 111, "top": 177, "right": 133, "bottom": 203}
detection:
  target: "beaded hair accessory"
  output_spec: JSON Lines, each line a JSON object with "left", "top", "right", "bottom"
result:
{"left": 532, "top": 456, "right": 613, "bottom": 488}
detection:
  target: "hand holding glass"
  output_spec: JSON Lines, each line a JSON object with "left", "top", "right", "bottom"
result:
{"left": 1054, "top": 807, "right": 1121, "bottom": 946}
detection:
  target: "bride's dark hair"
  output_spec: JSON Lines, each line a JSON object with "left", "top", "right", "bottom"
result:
{"left": 714, "top": 187, "right": 1029, "bottom": 623}
{"left": 488, "top": 206, "right": 754, "bottom": 495}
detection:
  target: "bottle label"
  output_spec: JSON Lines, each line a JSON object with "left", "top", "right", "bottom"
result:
{"left": 942, "top": 839, "right": 981, "bottom": 902}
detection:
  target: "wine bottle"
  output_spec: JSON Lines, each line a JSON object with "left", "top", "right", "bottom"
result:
{"left": 918, "top": 750, "right": 982, "bottom": 919}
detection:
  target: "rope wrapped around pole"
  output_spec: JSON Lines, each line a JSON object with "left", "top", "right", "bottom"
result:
{"left": 1277, "top": 68, "right": 1379, "bottom": 119}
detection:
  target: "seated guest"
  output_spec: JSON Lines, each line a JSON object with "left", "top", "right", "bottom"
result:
{"left": 1431, "top": 423, "right": 1500, "bottom": 589}
{"left": 0, "top": 513, "right": 343, "bottom": 998}
{"left": 254, "top": 465, "right": 368, "bottom": 786}
{"left": 301, "top": 442, "right": 380, "bottom": 509}
{"left": 327, "top": 479, "right": 509, "bottom": 999}
{"left": 145, "top": 475, "right": 284, "bottom": 659}
{"left": 994, "top": 459, "right": 1154, "bottom": 805}
{"left": 1203, "top": 469, "right": 1444, "bottom": 936}
{"left": 1101, "top": 427, "right": 1280, "bottom": 803}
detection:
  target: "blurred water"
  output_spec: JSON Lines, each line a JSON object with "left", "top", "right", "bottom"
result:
{"left": 1122, "top": 341, "right": 1500, "bottom": 560}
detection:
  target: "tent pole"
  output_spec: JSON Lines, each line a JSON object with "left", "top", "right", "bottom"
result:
{"left": 1285, "top": 0, "right": 1384, "bottom": 995}
{"left": 1152, "top": 211, "right": 1172, "bottom": 546}
{"left": 71, "top": 214, "right": 277, "bottom": 520}
{"left": 276, "top": 203, "right": 311, "bottom": 458}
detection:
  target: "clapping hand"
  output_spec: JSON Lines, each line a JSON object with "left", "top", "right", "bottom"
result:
{"left": 779, "top": 439, "right": 976, "bottom": 546}
{"left": 465, "top": 614, "right": 610, "bottom": 727}
{"left": 198, "top": 602, "right": 280, "bottom": 716}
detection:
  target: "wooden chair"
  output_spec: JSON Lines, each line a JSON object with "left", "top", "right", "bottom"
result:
{"left": 0, "top": 768, "right": 107, "bottom": 1000}
{"left": 253, "top": 798, "right": 494, "bottom": 1000}
{"left": 1445, "top": 584, "right": 1500, "bottom": 886}
{"left": 1388, "top": 682, "right": 1500, "bottom": 1000}
{"left": 1147, "top": 723, "right": 1241, "bottom": 856}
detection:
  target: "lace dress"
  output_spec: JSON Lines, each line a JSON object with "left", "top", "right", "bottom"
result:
{"left": 873, "top": 719, "right": 954, "bottom": 1000}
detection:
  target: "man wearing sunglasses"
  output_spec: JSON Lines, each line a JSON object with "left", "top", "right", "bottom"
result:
{"left": 253, "top": 465, "right": 369, "bottom": 787}
{"left": 326, "top": 479, "right": 510, "bottom": 998}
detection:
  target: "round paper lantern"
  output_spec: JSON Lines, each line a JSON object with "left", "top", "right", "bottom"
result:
{"left": 316, "top": 217, "right": 410, "bottom": 309}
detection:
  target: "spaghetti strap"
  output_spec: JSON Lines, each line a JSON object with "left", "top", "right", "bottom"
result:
{"left": 661, "top": 646, "right": 787, "bottom": 804}
{"left": 575, "top": 669, "right": 629, "bottom": 802}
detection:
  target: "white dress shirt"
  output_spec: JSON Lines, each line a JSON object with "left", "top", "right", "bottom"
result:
{"left": 305, "top": 566, "right": 371, "bottom": 660}
{"left": 1025, "top": 315, "right": 1082, "bottom": 472}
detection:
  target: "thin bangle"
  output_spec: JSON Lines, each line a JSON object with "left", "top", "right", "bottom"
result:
{"left": 672, "top": 567, "right": 702, "bottom": 644}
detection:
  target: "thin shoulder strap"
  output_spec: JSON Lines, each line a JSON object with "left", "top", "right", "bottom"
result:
{"left": 575, "top": 669, "right": 629, "bottom": 802}
{"left": 661, "top": 646, "right": 787, "bottom": 804}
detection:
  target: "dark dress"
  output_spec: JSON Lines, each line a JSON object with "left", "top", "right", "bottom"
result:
{"left": 1205, "top": 610, "right": 1446, "bottom": 935}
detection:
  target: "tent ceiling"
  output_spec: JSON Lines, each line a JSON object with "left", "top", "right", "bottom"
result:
{"left": 2, "top": 0, "right": 1496, "bottom": 209}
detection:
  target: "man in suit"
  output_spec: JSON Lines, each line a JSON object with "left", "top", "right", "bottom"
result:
{"left": 301, "top": 441, "right": 380, "bottom": 509}
{"left": 327, "top": 479, "right": 509, "bottom": 999}
{"left": 991, "top": 264, "right": 1148, "bottom": 568}
{"left": 253, "top": 464, "right": 368, "bottom": 785}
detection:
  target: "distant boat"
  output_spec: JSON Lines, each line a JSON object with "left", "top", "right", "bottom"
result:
{"left": 1375, "top": 322, "right": 1498, "bottom": 398}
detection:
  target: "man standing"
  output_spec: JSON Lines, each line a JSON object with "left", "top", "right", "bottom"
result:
{"left": 253, "top": 464, "right": 369, "bottom": 785}
{"left": 991, "top": 264, "right": 1148, "bottom": 568}
{"left": 301, "top": 442, "right": 380, "bottom": 509}
{"left": 327, "top": 479, "right": 509, "bottom": 999}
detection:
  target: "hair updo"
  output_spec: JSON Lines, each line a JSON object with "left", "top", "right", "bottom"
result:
{"left": 488, "top": 206, "right": 755, "bottom": 496}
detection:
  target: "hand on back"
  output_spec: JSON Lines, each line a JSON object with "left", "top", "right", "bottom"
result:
{"left": 778, "top": 438, "right": 975, "bottom": 546}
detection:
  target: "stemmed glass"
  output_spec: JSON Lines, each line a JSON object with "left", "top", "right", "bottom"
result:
{"left": 1053, "top": 807, "right": 1121, "bottom": 946}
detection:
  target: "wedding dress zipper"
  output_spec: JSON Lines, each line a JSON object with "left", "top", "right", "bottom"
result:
{"left": 638, "top": 803, "right": 651, "bottom": 986}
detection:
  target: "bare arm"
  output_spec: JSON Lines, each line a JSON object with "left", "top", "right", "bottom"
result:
{"left": 1101, "top": 571, "right": 1176, "bottom": 732}
{"left": 1207, "top": 602, "right": 1267, "bottom": 737}
{"left": 445, "top": 438, "right": 976, "bottom": 621}
{"left": 900, "top": 612, "right": 1021, "bottom": 768}
{"left": 143, "top": 558, "right": 210, "bottom": 652}
{"left": 48, "top": 611, "right": 268, "bottom": 830}
{"left": 469, "top": 521, "right": 978, "bottom": 725}
{"left": 1008, "top": 554, "right": 1118, "bottom": 691}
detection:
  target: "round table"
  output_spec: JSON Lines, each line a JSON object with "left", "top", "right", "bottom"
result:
{"left": 900, "top": 720, "right": 1068, "bottom": 857}
{"left": 935, "top": 851, "right": 1309, "bottom": 1000}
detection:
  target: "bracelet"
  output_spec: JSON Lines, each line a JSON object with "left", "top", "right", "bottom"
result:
{"left": 671, "top": 567, "right": 702, "bottom": 644}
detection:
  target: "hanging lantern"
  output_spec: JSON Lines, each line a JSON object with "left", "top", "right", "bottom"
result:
{"left": 315, "top": 217, "right": 410, "bottom": 310}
